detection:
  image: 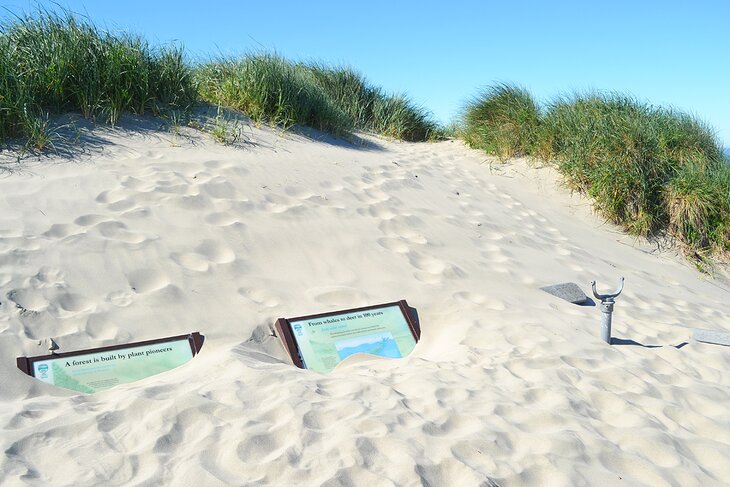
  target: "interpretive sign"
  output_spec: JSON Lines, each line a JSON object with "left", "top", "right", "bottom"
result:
{"left": 16, "top": 332, "right": 203, "bottom": 393}
{"left": 275, "top": 300, "right": 420, "bottom": 373}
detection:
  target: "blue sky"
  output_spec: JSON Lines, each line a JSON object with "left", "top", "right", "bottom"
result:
{"left": 4, "top": 0, "right": 729, "bottom": 146}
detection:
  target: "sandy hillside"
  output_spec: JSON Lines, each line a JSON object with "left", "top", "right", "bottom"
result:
{"left": 0, "top": 120, "right": 729, "bottom": 487}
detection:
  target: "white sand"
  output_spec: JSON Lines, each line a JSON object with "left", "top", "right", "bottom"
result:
{"left": 1, "top": 121, "right": 729, "bottom": 486}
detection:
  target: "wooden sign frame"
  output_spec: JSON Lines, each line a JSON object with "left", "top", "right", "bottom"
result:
{"left": 274, "top": 300, "right": 420, "bottom": 369}
{"left": 16, "top": 332, "right": 204, "bottom": 377}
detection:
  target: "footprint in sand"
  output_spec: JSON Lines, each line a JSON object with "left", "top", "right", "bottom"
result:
{"left": 196, "top": 240, "right": 235, "bottom": 264}
{"left": 284, "top": 186, "right": 315, "bottom": 199}
{"left": 422, "top": 414, "right": 484, "bottom": 437}
{"left": 416, "top": 458, "right": 496, "bottom": 487}
{"left": 237, "top": 287, "right": 280, "bottom": 308}
{"left": 121, "top": 175, "right": 157, "bottom": 192}
{"left": 376, "top": 237, "right": 410, "bottom": 254}
{"left": 127, "top": 269, "right": 170, "bottom": 294}
{"left": 85, "top": 312, "right": 120, "bottom": 340}
{"left": 95, "top": 188, "right": 128, "bottom": 204}
{"left": 121, "top": 206, "right": 151, "bottom": 219}
{"left": 408, "top": 252, "right": 447, "bottom": 274}
{"left": 0, "top": 272, "right": 11, "bottom": 287}
{"left": 205, "top": 211, "right": 241, "bottom": 227}
{"left": 29, "top": 267, "right": 65, "bottom": 289}
{"left": 73, "top": 214, "right": 108, "bottom": 227}
{"left": 204, "top": 159, "right": 234, "bottom": 170}
{"left": 106, "top": 290, "right": 133, "bottom": 307}
{"left": 107, "top": 198, "right": 138, "bottom": 212}
{"left": 5, "top": 431, "right": 91, "bottom": 485}
{"left": 409, "top": 251, "right": 466, "bottom": 282}
{"left": 172, "top": 252, "right": 210, "bottom": 272}
{"left": 378, "top": 215, "right": 425, "bottom": 240}
{"left": 55, "top": 292, "right": 94, "bottom": 313}
{"left": 94, "top": 221, "right": 147, "bottom": 244}
{"left": 42, "top": 223, "right": 82, "bottom": 240}
{"left": 172, "top": 239, "right": 237, "bottom": 272}
{"left": 6, "top": 288, "right": 48, "bottom": 312}
{"left": 320, "top": 180, "right": 344, "bottom": 191}
{"left": 261, "top": 194, "right": 303, "bottom": 214}
{"left": 156, "top": 183, "right": 195, "bottom": 196}
{"left": 452, "top": 292, "right": 487, "bottom": 305}
{"left": 355, "top": 202, "right": 386, "bottom": 219}
{"left": 201, "top": 179, "right": 237, "bottom": 199}
{"left": 175, "top": 194, "right": 212, "bottom": 211}
{"left": 307, "top": 286, "right": 368, "bottom": 307}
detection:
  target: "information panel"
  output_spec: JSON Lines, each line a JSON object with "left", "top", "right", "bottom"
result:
{"left": 16, "top": 332, "right": 203, "bottom": 394}
{"left": 275, "top": 301, "right": 420, "bottom": 373}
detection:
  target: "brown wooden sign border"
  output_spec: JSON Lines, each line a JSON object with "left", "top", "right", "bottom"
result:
{"left": 274, "top": 300, "right": 420, "bottom": 369}
{"left": 16, "top": 332, "right": 204, "bottom": 377}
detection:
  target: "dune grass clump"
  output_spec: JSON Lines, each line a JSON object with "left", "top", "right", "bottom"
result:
{"left": 0, "top": 10, "right": 196, "bottom": 149}
{"left": 541, "top": 94, "right": 726, "bottom": 239}
{"left": 305, "top": 64, "right": 439, "bottom": 141}
{"left": 370, "top": 93, "right": 438, "bottom": 141}
{"left": 462, "top": 83, "right": 540, "bottom": 159}
{"left": 1, "top": 10, "right": 439, "bottom": 146}
{"left": 304, "top": 64, "right": 379, "bottom": 129}
{"left": 197, "top": 58, "right": 439, "bottom": 141}
{"left": 462, "top": 85, "right": 730, "bottom": 260}
{"left": 196, "top": 54, "right": 354, "bottom": 136}
{"left": 665, "top": 163, "right": 730, "bottom": 254}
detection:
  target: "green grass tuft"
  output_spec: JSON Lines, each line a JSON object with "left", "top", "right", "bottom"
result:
{"left": 195, "top": 53, "right": 353, "bottom": 135}
{"left": 541, "top": 93, "right": 724, "bottom": 237}
{"left": 0, "top": 9, "right": 196, "bottom": 149}
{"left": 304, "top": 64, "right": 379, "bottom": 129}
{"left": 462, "top": 83, "right": 540, "bottom": 159}
{"left": 461, "top": 85, "right": 729, "bottom": 261}
{"left": 665, "top": 163, "right": 730, "bottom": 253}
{"left": 1, "top": 10, "right": 438, "bottom": 147}
{"left": 370, "top": 93, "right": 438, "bottom": 141}
{"left": 305, "top": 64, "right": 439, "bottom": 141}
{"left": 197, "top": 58, "right": 439, "bottom": 141}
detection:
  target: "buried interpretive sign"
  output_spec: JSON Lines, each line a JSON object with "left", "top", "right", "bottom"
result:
{"left": 275, "top": 300, "right": 421, "bottom": 373}
{"left": 16, "top": 332, "right": 203, "bottom": 394}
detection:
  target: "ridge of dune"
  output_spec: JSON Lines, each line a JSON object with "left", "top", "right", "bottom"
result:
{"left": 1, "top": 121, "right": 729, "bottom": 486}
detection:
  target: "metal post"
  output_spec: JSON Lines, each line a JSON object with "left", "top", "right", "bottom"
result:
{"left": 591, "top": 278, "right": 624, "bottom": 345}
{"left": 600, "top": 300, "right": 614, "bottom": 344}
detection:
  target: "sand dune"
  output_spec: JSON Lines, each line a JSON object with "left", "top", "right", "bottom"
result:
{"left": 1, "top": 121, "right": 729, "bottom": 486}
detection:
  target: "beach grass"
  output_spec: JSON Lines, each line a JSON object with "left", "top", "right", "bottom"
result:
{"left": 1, "top": 10, "right": 439, "bottom": 149}
{"left": 197, "top": 58, "right": 439, "bottom": 141}
{"left": 304, "top": 64, "right": 380, "bottom": 129}
{"left": 370, "top": 93, "right": 438, "bottom": 141}
{"left": 195, "top": 54, "right": 354, "bottom": 136}
{"left": 306, "top": 64, "right": 439, "bottom": 141}
{"left": 0, "top": 9, "right": 196, "bottom": 149}
{"left": 462, "top": 85, "right": 730, "bottom": 260}
{"left": 462, "top": 83, "right": 540, "bottom": 159}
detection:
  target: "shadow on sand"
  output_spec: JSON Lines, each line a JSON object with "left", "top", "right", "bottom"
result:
{"left": 611, "top": 337, "right": 688, "bottom": 349}
{"left": 0, "top": 104, "right": 388, "bottom": 170}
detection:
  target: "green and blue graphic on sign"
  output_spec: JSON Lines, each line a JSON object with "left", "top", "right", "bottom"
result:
{"left": 31, "top": 338, "right": 195, "bottom": 393}
{"left": 289, "top": 304, "right": 417, "bottom": 373}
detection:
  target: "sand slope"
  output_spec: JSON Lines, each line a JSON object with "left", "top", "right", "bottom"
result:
{"left": 1, "top": 122, "right": 729, "bottom": 486}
